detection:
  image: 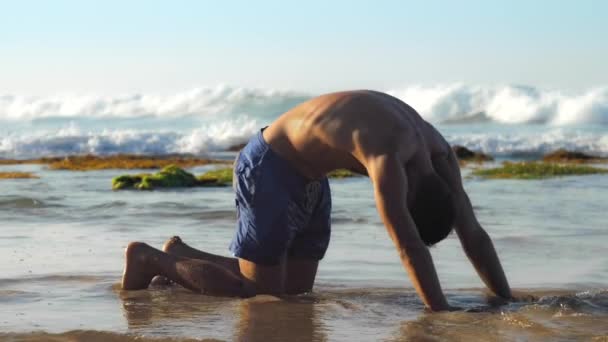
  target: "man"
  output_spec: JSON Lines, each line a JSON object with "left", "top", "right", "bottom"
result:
{"left": 122, "top": 90, "right": 515, "bottom": 311}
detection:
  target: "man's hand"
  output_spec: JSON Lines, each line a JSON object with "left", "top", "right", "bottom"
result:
{"left": 425, "top": 305, "right": 462, "bottom": 313}
{"left": 486, "top": 290, "right": 538, "bottom": 306}
{"left": 509, "top": 290, "right": 538, "bottom": 302}
{"left": 433, "top": 149, "right": 514, "bottom": 300}
{"left": 367, "top": 153, "right": 450, "bottom": 311}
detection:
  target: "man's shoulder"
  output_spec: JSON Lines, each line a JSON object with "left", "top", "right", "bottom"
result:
{"left": 352, "top": 124, "right": 420, "bottom": 166}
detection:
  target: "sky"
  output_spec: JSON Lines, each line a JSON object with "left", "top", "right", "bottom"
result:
{"left": 1, "top": 0, "right": 607, "bottom": 95}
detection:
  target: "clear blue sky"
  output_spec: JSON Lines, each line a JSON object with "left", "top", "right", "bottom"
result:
{"left": 1, "top": 0, "right": 606, "bottom": 94}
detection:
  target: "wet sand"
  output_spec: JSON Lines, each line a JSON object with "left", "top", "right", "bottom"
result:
{"left": 2, "top": 277, "right": 607, "bottom": 341}
{"left": 1, "top": 163, "right": 607, "bottom": 341}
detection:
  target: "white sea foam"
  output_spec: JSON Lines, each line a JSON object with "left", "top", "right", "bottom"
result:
{"left": 1, "top": 84, "right": 608, "bottom": 125}
{"left": 444, "top": 130, "right": 608, "bottom": 157}
{"left": 0, "top": 118, "right": 260, "bottom": 158}
{"left": 386, "top": 84, "right": 608, "bottom": 125}
{"left": 1, "top": 122, "right": 607, "bottom": 159}
{"left": 0, "top": 86, "right": 307, "bottom": 121}
{"left": 1, "top": 85, "right": 607, "bottom": 158}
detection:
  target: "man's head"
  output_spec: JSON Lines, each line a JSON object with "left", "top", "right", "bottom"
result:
{"left": 409, "top": 173, "right": 455, "bottom": 246}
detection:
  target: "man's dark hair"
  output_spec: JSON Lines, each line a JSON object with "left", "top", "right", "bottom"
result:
{"left": 409, "top": 173, "right": 455, "bottom": 246}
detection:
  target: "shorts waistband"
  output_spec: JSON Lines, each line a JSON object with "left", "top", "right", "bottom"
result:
{"left": 244, "top": 128, "right": 315, "bottom": 187}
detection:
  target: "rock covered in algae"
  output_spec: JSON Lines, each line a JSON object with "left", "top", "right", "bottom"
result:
{"left": 327, "top": 169, "right": 359, "bottom": 178}
{"left": 197, "top": 168, "right": 233, "bottom": 187}
{"left": 0, "top": 172, "right": 39, "bottom": 179}
{"left": 0, "top": 154, "right": 229, "bottom": 171}
{"left": 227, "top": 143, "right": 247, "bottom": 152}
{"left": 472, "top": 161, "right": 608, "bottom": 180}
{"left": 194, "top": 167, "right": 360, "bottom": 185}
{"left": 542, "top": 149, "right": 607, "bottom": 163}
{"left": 452, "top": 145, "right": 494, "bottom": 163}
{"left": 113, "top": 165, "right": 198, "bottom": 190}
{"left": 112, "top": 165, "right": 232, "bottom": 190}
{"left": 196, "top": 167, "right": 359, "bottom": 184}
{"left": 112, "top": 165, "right": 362, "bottom": 190}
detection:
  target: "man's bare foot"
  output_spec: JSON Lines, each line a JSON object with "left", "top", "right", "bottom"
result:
{"left": 150, "top": 275, "right": 172, "bottom": 287}
{"left": 150, "top": 235, "right": 196, "bottom": 287}
{"left": 121, "top": 242, "right": 158, "bottom": 290}
{"left": 162, "top": 235, "right": 186, "bottom": 255}
{"left": 149, "top": 236, "right": 188, "bottom": 286}
{"left": 162, "top": 235, "right": 241, "bottom": 276}
{"left": 150, "top": 236, "right": 190, "bottom": 287}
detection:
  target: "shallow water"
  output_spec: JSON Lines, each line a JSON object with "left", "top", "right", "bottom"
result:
{"left": 1, "top": 161, "right": 608, "bottom": 341}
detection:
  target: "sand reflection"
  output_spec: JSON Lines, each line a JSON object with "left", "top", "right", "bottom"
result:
{"left": 234, "top": 295, "right": 326, "bottom": 342}
{"left": 117, "top": 286, "right": 326, "bottom": 341}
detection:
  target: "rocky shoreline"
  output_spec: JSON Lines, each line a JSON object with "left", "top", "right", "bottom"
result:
{"left": 0, "top": 154, "right": 231, "bottom": 171}
{"left": 0, "top": 172, "right": 39, "bottom": 179}
{"left": 1, "top": 148, "right": 607, "bottom": 184}
{"left": 111, "top": 165, "right": 359, "bottom": 190}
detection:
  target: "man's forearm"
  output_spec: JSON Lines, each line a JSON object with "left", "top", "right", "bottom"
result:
{"left": 399, "top": 242, "right": 450, "bottom": 311}
{"left": 367, "top": 154, "right": 450, "bottom": 311}
{"left": 464, "top": 229, "right": 512, "bottom": 299}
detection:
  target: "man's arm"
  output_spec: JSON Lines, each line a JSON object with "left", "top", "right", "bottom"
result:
{"left": 434, "top": 150, "right": 512, "bottom": 299}
{"left": 453, "top": 191, "right": 512, "bottom": 299}
{"left": 367, "top": 153, "right": 451, "bottom": 311}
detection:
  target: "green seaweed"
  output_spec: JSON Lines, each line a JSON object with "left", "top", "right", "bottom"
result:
{"left": 0, "top": 172, "right": 39, "bottom": 179}
{"left": 472, "top": 161, "right": 608, "bottom": 180}
{"left": 542, "top": 149, "right": 607, "bottom": 163}
{"left": 112, "top": 165, "right": 366, "bottom": 191}
{"left": 452, "top": 145, "right": 494, "bottom": 165}
{"left": 195, "top": 167, "right": 358, "bottom": 186}
{"left": 112, "top": 165, "right": 197, "bottom": 190}
{"left": 327, "top": 169, "right": 359, "bottom": 178}
{"left": 111, "top": 174, "right": 144, "bottom": 190}
{"left": 197, "top": 168, "right": 233, "bottom": 187}
{"left": 112, "top": 165, "right": 233, "bottom": 190}
{"left": 0, "top": 154, "right": 230, "bottom": 170}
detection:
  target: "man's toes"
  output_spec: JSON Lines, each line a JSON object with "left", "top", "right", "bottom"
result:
{"left": 163, "top": 235, "right": 184, "bottom": 253}
{"left": 125, "top": 241, "right": 149, "bottom": 260}
{"left": 150, "top": 275, "right": 173, "bottom": 287}
{"left": 122, "top": 242, "right": 153, "bottom": 290}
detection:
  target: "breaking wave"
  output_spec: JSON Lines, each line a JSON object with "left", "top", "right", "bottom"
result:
{"left": 0, "top": 118, "right": 260, "bottom": 158}
{"left": 0, "top": 86, "right": 308, "bottom": 121}
{"left": 387, "top": 84, "right": 608, "bottom": 125}
{"left": 444, "top": 129, "right": 608, "bottom": 157}
{"left": 1, "top": 124, "right": 606, "bottom": 158}
{"left": 2, "top": 84, "right": 607, "bottom": 125}
{"left": 1, "top": 84, "right": 607, "bottom": 158}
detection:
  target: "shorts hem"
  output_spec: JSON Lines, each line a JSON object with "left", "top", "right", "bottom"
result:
{"left": 230, "top": 246, "right": 283, "bottom": 266}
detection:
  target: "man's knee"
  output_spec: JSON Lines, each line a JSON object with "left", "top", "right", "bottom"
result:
{"left": 286, "top": 258, "right": 318, "bottom": 295}
{"left": 238, "top": 258, "right": 286, "bottom": 296}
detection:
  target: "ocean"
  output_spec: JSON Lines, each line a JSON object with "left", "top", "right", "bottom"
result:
{"left": 1, "top": 85, "right": 607, "bottom": 341}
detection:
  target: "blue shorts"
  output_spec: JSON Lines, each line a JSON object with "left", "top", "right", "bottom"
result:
{"left": 229, "top": 129, "right": 332, "bottom": 266}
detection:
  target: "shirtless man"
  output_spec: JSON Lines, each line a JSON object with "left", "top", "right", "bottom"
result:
{"left": 122, "top": 90, "right": 514, "bottom": 311}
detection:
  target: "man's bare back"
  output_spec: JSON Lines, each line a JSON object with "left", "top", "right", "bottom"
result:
{"left": 122, "top": 90, "right": 517, "bottom": 312}
{"left": 263, "top": 90, "right": 449, "bottom": 180}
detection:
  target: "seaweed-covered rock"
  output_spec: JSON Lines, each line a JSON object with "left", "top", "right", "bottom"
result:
{"left": 542, "top": 149, "right": 605, "bottom": 163}
{"left": 0, "top": 154, "right": 231, "bottom": 169}
{"left": 112, "top": 165, "right": 365, "bottom": 191}
{"left": 0, "top": 172, "right": 39, "bottom": 179}
{"left": 227, "top": 143, "right": 247, "bottom": 152}
{"left": 472, "top": 161, "right": 608, "bottom": 180}
{"left": 112, "top": 165, "right": 198, "bottom": 190}
{"left": 197, "top": 168, "right": 233, "bottom": 187}
{"left": 196, "top": 167, "right": 360, "bottom": 184}
{"left": 327, "top": 169, "right": 360, "bottom": 178}
{"left": 112, "top": 174, "right": 143, "bottom": 190}
{"left": 452, "top": 145, "right": 494, "bottom": 163}
{"left": 113, "top": 165, "right": 234, "bottom": 190}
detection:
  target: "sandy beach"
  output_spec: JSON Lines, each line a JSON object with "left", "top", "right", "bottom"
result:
{"left": 1, "top": 151, "right": 607, "bottom": 340}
